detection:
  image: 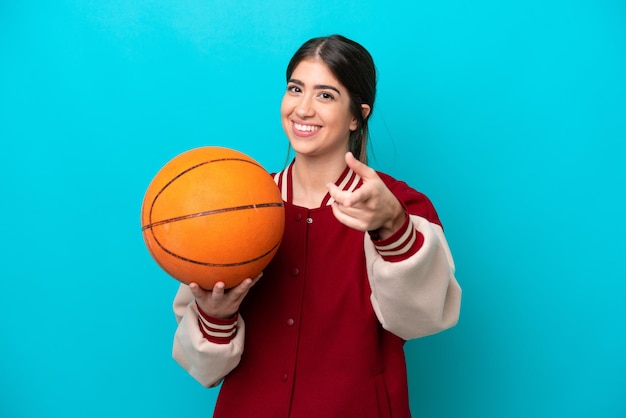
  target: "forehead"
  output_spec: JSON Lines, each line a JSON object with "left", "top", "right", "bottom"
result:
{"left": 290, "top": 59, "right": 347, "bottom": 91}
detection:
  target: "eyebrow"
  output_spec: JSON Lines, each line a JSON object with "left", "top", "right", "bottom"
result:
{"left": 288, "top": 78, "right": 342, "bottom": 95}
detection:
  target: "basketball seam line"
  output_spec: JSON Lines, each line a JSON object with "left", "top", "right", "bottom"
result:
{"left": 142, "top": 202, "right": 284, "bottom": 231}
{"left": 158, "top": 239, "right": 282, "bottom": 267}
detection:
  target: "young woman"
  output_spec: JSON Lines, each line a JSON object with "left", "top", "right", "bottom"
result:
{"left": 172, "top": 35, "right": 461, "bottom": 418}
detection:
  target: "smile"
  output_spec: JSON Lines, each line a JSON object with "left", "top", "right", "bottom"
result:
{"left": 294, "top": 122, "right": 320, "bottom": 133}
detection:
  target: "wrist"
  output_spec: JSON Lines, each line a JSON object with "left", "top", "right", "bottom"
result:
{"left": 195, "top": 299, "right": 237, "bottom": 320}
{"left": 375, "top": 209, "right": 407, "bottom": 241}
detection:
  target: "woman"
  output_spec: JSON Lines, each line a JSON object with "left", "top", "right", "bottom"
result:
{"left": 172, "top": 34, "right": 461, "bottom": 417}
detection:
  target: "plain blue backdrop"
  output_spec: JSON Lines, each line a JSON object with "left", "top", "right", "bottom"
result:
{"left": 1, "top": 1, "right": 624, "bottom": 417}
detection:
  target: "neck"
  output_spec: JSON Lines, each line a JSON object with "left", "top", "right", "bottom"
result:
{"left": 291, "top": 155, "right": 346, "bottom": 208}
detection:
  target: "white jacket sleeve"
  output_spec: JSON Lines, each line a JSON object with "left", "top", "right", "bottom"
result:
{"left": 172, "top": 284, "right": 245, "bottom": 387}
{"left": 366, "top": 214, "right": 462, "bottom": 340}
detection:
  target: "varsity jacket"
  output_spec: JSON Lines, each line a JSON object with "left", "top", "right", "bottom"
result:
{"left": 172, "top": 163, "right": 461, "bottom": 417}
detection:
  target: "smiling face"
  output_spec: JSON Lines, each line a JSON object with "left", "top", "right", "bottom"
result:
{"left": 281, "top": 59, "right": 359, "bottom": 160}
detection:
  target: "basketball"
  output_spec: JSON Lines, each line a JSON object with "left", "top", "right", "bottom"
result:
{"left": 141, "top": 146, "right": 285, "bottom": 289}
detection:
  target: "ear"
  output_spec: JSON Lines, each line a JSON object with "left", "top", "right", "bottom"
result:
{"left": 349, "top": 104, "right": 372, "bottom": 131}
{"left": 360, "top": 104, "right": 371, "bottom": 120}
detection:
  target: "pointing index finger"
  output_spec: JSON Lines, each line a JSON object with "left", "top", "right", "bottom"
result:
{"left": 345, "top": 152, "right": 376, "bottom": 180}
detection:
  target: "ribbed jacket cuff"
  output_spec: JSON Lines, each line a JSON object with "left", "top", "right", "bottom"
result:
{"left": 195, "top": 302, "right": 238, "bottom": 344}
{"left": 369, "top": 215, "right": 424, "bottom": 262}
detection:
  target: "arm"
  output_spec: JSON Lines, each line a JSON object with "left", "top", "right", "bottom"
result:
{"left": 365, "top": 214, "right": 461, "bottom": 340}
{"left": 172, "top": 284, "right": 245, "bottom": 387}
{"left": 327, "top": 152, "right": 461, "bottom": 340}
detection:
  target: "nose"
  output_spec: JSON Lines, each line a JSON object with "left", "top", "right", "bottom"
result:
{"left": 295, "top": 95, "right": 314, "bottom": 118}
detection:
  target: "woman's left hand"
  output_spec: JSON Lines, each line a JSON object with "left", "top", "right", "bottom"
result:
{"left": 327, "top": 152, "right": 406, "bottom": 239}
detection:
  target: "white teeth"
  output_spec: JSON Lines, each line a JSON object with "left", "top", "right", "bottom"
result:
{"left": 294, "top": 123, "right": 320, "bottom": 132}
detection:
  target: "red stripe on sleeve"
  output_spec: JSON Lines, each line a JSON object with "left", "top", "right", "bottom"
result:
{"left": 196, "top": 302, "right": 239, "bottom": 344}
{"left": 369, "top": 215, "right": 425, "bottom": 262}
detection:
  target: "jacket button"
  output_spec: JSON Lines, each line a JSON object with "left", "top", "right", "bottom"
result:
{"left": 294, "top": 213, "right": 302, "bottom": 221}
{"left": 281, "top": 373, "right": 288, "bottom": 382}
{"left": 306, "top": 217, "right": 313, "bottom": 224}
{"left": 286, "top": 318, "right": 295, "bottom": 327}
{"left": 291, "top": 267, "right": 300, "bottom": 277}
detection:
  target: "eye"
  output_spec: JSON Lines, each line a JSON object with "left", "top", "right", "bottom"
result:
{"left": 287, "top": 84, "right": 301, "bottom": 94}
{"left": 318, "top": 92, "right": 335, "bottom": 101}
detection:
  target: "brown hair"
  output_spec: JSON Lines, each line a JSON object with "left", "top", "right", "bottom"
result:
{"left": 286, "top": 35, "right": 376, "bottom": 163}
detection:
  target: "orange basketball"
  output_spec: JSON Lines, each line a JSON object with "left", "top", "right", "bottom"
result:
{"left": 141, "top": 146, "right": 285, "bottom": 289}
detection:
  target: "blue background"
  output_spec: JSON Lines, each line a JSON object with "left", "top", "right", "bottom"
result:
{"left": 1, "top": 1, "right": 624, "bottom": 417}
